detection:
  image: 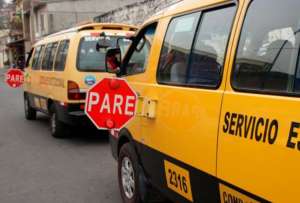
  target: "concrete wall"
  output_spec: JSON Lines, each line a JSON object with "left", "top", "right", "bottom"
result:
{"left": 94, "top": 0, "right": 181, "bottom": 25}
{"left": 46, "top": 0, "right": 146, "bottom": 34}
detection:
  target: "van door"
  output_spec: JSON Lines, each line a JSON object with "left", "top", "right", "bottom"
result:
{"left": 136, "top": 5, "right": 237, "bottom": 202}
{"left": 122, "top": 22, "right": 158, "bottom": 146}
{"left": 218, "top": 0, "right": 300, "bottom": 202}
{"left": 28, "top": 45, "right": 44, "bottom": 109}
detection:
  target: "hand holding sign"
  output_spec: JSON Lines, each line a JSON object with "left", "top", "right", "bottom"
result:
{"left": 85, "top": 78, "right": 137, "bottom": 130}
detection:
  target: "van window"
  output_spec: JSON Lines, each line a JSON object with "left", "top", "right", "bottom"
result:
{"left": 38, "top": 45, "right": 45, "bottom": 68}
{"left": 125, "top": 23, "right": 157, "bottom": 75}
{"left": 188, "top": 7, "right": 235, "bottom": 86}
{"left": 32, "top": 46, "right": 42, "bottom": 70}
{"left": 158, "top": 13, "right": 200, "bottom": 83}
{"left": 77, "top": 36, "right": 129, "bottom": 72}
{"left": 42, "top": 43, "right": 54, "bottom": 71}
{"left": 158, "top": 6, "right": 235, "bottom": 86}
{"left": 48, "top": 42, "right": 58, "bottom": 70}
{"left": 55, "top": 40, "right": 69, "bottom": 71}
{"left": 25, "top": 48, "right": 33, "bottom": 68}
{"left": 232, "top": 0, "right": 300, "bottom": 94}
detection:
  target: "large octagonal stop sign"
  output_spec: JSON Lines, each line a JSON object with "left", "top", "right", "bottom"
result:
{"left": 85, "top": 78, "right": 138, "bottom": 130}
{"left": 5, "top": 69, "right": 24, "bottom": 88}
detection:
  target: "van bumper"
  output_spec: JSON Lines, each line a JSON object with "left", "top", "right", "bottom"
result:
{"left": 54, "top": 102, "right": 94, "bottom": 127}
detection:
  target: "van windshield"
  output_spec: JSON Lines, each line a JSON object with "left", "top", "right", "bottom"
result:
{"left": 77, "top": 35, "right": 131, "bottom": 72}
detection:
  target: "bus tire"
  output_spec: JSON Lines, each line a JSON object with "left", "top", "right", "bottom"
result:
{"left": 24, "top": 95, "right": 36, "bottom": 120}
{"left": 50, "top": 105, "right": 68, "bottom": 138}
{"left": 118, "top": 143, "right": 144, "bottom": 203}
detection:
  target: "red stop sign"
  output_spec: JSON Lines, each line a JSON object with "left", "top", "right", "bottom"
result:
{"left": 85, "top": 78, "right": 138, "bottom": 130}
{"left": 5, "top": 69, "right": 24, "bottom": 88}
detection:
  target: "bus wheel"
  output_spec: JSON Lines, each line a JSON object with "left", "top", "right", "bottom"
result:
{"left": 24, "top": 95, "right": 36, "bottom": 120}
{"left": 50, "top": 105, "right": 68, "bottom": 138}
{"left": 118, "top": 143, "right": 142, "bottom": 203}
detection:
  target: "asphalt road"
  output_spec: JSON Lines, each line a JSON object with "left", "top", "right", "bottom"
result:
{"left": 0, "top": 68, "right": 122, "bottom": 203}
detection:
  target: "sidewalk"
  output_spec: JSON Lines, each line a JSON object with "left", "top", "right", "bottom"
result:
{"left": 0, "top": 66, "right": 9, "bottom": 79}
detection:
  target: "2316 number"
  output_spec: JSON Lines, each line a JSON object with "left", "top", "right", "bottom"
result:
{"left": 168, "top": 169, "right": 188, "bottom": 193}
{"left": 164, "top": 160, "right": 193, "bottom": 202}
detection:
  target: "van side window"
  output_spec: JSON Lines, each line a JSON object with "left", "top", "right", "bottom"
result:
{"left": 232, "top": 0, "right": 300, "bottom": 94}
{"left": 55, "top": 40, "right": 69, "bottom": 71}
{"left": 48, "top": 42, "right": 58, "bottom": 70}
{"left": 42, "top": 43, "right": 54, "bottom": 71}
{"left": 25, "top": 48, "right": 33, "bottom": 68}
{"left": 188, "top": 7, "right": 235, "bottom": 86}
{"left": 158, "top": 13, "right": 200, "bottom": 83}
{"left": 124, "top": 23, "right": 157, "bottom": 75}
{"left": 32, "top": 46, "right": 42, "bottom": 70}
{"left": 158, "top": 6, "right": 235, "bottom": 87}
{"left": 37, "top": 45, "right": 45, "bottom": 68}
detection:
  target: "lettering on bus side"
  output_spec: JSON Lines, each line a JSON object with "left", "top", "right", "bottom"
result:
{"left": 222, "top": 112, "right": 300, "bottom": 152}
{"left": 222, "top": 112, "right": 278, "bottom": 145}
{"left": 219, "top": 183, "right": 260, "bottom": 203}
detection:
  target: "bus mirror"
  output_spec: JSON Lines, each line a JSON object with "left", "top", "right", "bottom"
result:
{"left": 105, "top": 48, "right": 121, "bottom": 74}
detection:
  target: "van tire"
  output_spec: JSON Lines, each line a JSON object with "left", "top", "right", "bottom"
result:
{"left": 24, "top": 95, "right": 36, "bottom": 120}
{"left": 118, "top": 143, "right": 164, "bottom": 203}
{"left": 50, "top": 105, "right": 68, "bottom": 138}
{"left": 118, "top": 143, "right": 142, "bottom": 203}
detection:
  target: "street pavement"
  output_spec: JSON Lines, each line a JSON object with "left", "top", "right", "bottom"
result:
{"left": 0, "top": 68, "right": 122, "bottom": 203}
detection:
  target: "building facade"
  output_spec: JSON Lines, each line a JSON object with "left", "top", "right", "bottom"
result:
{"left": 0, "top": 30, "right": 9, "bottom": 68}
{"left": 94, "top": 0, "right": 181, "bottom": 25}
{"left": 22, "top": 0, "right": 146, "bottom": 53}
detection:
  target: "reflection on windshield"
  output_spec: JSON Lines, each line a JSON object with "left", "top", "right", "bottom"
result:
{"left": 233, "top": 0, "right": 300, "bottom": 93}
{"left": 77, "top": 36, "right": 131, "bottom": 72}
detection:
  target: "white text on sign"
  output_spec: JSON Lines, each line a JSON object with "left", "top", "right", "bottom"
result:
{"left": 87, "top": 93, "right": 136, "bottom": 116}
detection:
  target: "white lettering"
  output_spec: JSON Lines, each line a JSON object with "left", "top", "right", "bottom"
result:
{"left": 5, "top": 74, "right": 10, "bottom": 81}
{"left": 113, "top": 94, "right": 123, "bottom": 115}
{"left": 125, "top": 96, "right": 135, "bottom": 116}
{"left": 87, "top": 92, "right": 99, "bottom": 112}
{"left": 100, "top": 93, "right": 111, "bottom": 113}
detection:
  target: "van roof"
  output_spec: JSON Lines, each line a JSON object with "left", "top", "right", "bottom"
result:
{"left": 45, "top": 23, "right": 138, "bottom": 39}
{"left": 144, "top": 0, "right": 234, "bottom": 25}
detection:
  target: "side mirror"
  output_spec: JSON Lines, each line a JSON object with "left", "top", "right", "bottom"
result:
{"left": 105, "top": 48, "right": 122, "bottom": 74}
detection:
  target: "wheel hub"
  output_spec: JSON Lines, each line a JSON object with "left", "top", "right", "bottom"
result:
{"left": 121, "top": 156, "right": 135, "bottom": 199}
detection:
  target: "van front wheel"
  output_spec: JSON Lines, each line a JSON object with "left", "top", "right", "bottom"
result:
{"left": 50, "top": 105, "right": 68, "bottom": 138}
{"left": 118, "top": 143, "right": 142, "bottom": 203}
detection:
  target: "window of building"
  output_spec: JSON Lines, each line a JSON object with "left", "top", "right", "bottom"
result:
{"left": 55, "top": 40, "right": 69, "bottom": 71}
{"left": 232, "top": 0, "right": 300, "bottom": 94}
{"left": 157, "top": 6, "right": 235, "bottom": 87}
{"left": 40, "top": 14, "right": 45, "bottom": 32}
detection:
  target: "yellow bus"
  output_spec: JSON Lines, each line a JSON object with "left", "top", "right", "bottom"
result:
{"left": 23, "top": 23, "right": 137, "bottom": 138}
{"left": 105, "top": 0, "right": 300, "bottom": 202}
